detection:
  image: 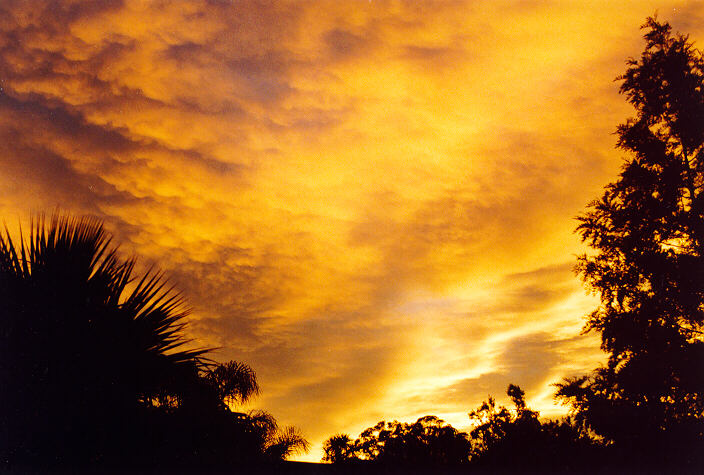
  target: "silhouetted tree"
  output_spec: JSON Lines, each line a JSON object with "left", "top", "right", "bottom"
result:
{"left": 0, "top": 214, "right": 209, "bottom": 466}
{"left": 0, "top": 213, "right": 308, "bottom": 469}
{"left": 163, "top": 359, "right": 260, "bottom": 414}
{"left": 322, "top": 433, "right": 356, "bottom": 464}
{"left": 321, "top": 386, "right": 599, "bottom": 470}
{"left": 261, "top": 422, "right": 311, "bottom": 460}
{"left": 556, "top": 17, "right": 704, "bottom": 468}
{"left": 468, "top": 384, "right": 540, "bottom": 461}
{"left": 323, "top": 416, "right": 471, "bottom": 467}
{"left": 205, "top": 360, "right": 261, "bottom": 407}
{"left": 469, "top": 385, "right": 597, "bottom": 470}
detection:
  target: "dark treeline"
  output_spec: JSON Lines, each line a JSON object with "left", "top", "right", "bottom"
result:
{"left": 0, "top": 215, "right": 308, "bottom": 470}
{"left": 1, "top": 15, "right": 703, "bottom": 474}
{"left": 321, "top": 16, "right": 704, "bottom": 473}
{"left": 323, "top": 385, "right": 598, "bottom": 471}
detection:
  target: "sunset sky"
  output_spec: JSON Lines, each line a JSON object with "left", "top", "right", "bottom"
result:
{"left": 1, "top": 0, "right": 703, "bottom": 461}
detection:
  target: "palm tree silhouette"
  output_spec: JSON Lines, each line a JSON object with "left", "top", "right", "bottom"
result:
{"left": 0, "top": 213, "right": 309, "bottom": 468}
{"left": 0, "top": 213, "right": 210, "bottom": 466}
{"left": 204, "top": 360, "right": 261, "bottom": 408}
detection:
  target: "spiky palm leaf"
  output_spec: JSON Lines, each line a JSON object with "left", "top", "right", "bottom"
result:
{"left": 0, "top": 213, "right": 210, "bottom": 464}
{"left": 2, "top": 214, "right": 209, "bottom": 360}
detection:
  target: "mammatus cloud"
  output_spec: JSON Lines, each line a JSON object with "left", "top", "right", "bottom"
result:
{"left": 1, "top": 0, "right": 702, "bottom": 461}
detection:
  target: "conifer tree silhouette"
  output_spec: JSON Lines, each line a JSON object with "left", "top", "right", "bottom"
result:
{"left": 556, "top": 18, "right": 704, "bottom": 467}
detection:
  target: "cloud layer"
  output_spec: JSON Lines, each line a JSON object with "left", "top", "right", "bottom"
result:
{"left": 1, "top": 0, "right": 702, "bottom": 460}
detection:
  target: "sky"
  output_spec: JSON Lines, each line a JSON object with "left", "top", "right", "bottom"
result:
{"left": 1, "top": 0, "right": 702, "bottom": 462}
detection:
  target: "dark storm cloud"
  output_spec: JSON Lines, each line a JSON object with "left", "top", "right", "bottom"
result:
{"left": 0, "top": 0, "right": 123, "bottom": 34}
{"left": 227, "top": 52, "right": 294, "bottom": 101}
{"left": 0, "top": 1, "right": 128, "bottom": 86}
{"left": 164, "top": 39, "right": 295, "bottom": 106}
{"left": 0, "top": 6, "right": 245, "bottom": 178}
{"left": 403, "top": 44, "right": 453, "bottom": 60}
{"left": 162, "top": 41, "right": 209, "bottom": 65}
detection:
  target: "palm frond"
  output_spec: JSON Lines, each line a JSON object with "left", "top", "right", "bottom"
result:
{"left": 1, "top": 211, "right": 212, "bottom": 400}
{"left": 265, "top": 426, "right": 310, "bottom": 459}
{"left": 205, "top": 360, "right": 261, "bottom": 407}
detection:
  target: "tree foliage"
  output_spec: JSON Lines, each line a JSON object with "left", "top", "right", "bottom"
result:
{"left": 323, "top": 385, "right": 597, "bottom": 469}
{"left": 205, "top": 360, "right": 261, "bottom": 408}
{"left": 322, "top": 433, "right": 356, "bottom": 464}
{"left": 468, "top": 385, "right": 595, "bottom": 469}
{"left": 322, "top": 416, "right": 471, "bottom": 466}
{"left": 556, "top": 17, "right": 704, "bottom": 465}
{"left": 468, "top": 384, "right": 540, "bottom": 460}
